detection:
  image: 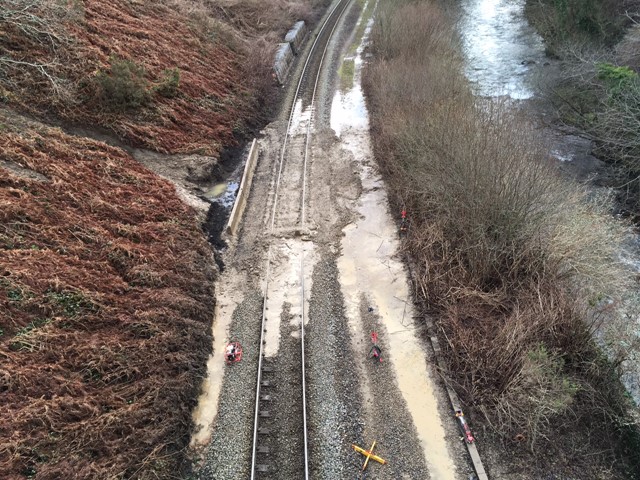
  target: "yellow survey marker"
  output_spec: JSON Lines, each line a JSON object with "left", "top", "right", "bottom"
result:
{"left": 352, "top": 441, "right": 387, "bottom": 470}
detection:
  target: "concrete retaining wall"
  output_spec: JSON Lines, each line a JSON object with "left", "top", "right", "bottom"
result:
{"left": 226, "top": 138, "right": 258, "bottom": 236}
{"left": 274, "top": 42, "right": 294, "bottom": 84}
{"left": 285, "top": 20, "right": 307, "bottom": 54}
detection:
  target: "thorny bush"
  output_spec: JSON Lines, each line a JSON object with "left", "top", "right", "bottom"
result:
{"left": 95, "top": 57, "right": 151, "bottom": 111}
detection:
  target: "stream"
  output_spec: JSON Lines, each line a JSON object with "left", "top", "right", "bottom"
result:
{"left": 457, "top": 0, "right": 640, "bottom": 404}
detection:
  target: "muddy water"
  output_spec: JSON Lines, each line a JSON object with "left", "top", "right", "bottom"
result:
{"left": 190, "top": 278, "right": 241, "bottom": 446}
{"left": 338, "top": 182, "right": 457, "bottom": 479}
{"left": 205, "top": 181, "right": 239, "bottom": 208}
{"left": 334, "top": 13, "right": 458, "bottom": 479}
{"left": 459, "top": 0, "right": 640, "bottom": 403}
{"left": 263, "top": 240, "right": 316, "bottom": 356}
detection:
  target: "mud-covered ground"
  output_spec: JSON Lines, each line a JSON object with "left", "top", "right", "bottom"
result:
{"left": 189, "top": 1, "right": 476, "bottom": 479}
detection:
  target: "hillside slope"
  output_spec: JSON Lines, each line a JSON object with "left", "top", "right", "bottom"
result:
{"left": 1, "top": 110, "right": 217, "bottom": 479}
{"left": 0, "top": 0, "right": 328, "bottom": 478}
{"left": 1, "top": 0, "right": 322, "bottom": 153}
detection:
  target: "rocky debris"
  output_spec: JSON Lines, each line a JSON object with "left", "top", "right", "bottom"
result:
{"left": 185, "top": 155, "right": 222, "bottom": 184}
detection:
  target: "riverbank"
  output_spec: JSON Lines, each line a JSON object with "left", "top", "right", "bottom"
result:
{"left": 455, "top": 0, "right": 640, "bottom": 411}
{"left": 515, "top": 20, "right": 640, "bottom": 411}
{"left": 523, "top": 0, "right": 640, "bottom": 214}
{"left": 363, "top": 0, "right": 639, "bottom": 477}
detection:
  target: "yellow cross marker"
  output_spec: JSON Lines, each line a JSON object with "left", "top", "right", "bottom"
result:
{"left": 352, "top": 440, "right": 387, "bottom": 470}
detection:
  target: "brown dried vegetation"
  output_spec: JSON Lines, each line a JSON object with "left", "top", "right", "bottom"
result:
{"left": 0, "top": 110, "right": 217, "bottom": 479}
{"left": 0, "top": 1, "right": 329, "bottom": 478}
{"left": 365, "top": 0, "right": 639, "bottom": 477}
{"left": 0, "top": 0, "right": 328, "bottom": 154}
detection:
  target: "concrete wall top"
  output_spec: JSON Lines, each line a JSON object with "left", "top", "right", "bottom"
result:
{"left": 285, "top": 21, "right": 306, "bottom": 43}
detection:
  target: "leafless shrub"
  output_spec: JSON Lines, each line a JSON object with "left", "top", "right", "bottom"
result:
{"left": 615, "top": 23, "right": 640, "bottom": 69}
{"left": 0, "top": 0, "right": 81, "bottom": 103}
{"left": 548, "top": 42, "right": 640, "bottom": 207}
{"left": 524, "top": 0, "right": 628, "bottom": 54}
{"left": 161, "top": 0, "right": 248, "bottom": 51}
{"left": 242, "top": 35, "right": 278, "bottom": 118}
{"left": 529, "top": 3, "right": 640, "bottom": 211}
{"left": 365, "top": 0, "right": 636, "bottom": 463}
{"left": 199, "top": 0, "right": 315, "bottom": 38}
{"left": 371, "top": 0, "right": 459, "bottom": 62}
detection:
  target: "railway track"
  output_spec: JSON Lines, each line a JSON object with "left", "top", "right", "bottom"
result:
{"left": 249, "top": 1, "right": 353, "bottom": 478}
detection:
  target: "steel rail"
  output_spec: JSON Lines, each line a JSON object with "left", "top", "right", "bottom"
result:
{"left": 250, "top": 1, "right": 353, "bottom": 478}
{"left": 298, "top": 3, "right": 351, "bottom": 479}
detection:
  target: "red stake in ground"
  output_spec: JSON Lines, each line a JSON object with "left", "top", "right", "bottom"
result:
{"left": 400, "top": 209, "right": 408, "bottom": 236}
{"left": 369, "top": 332, "right": 382, "bottom": 363}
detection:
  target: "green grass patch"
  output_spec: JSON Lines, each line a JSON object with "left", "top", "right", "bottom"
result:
{"left": 597, "top": 62, "right": 638, "bottom": 96}
{"left": 2, "top": 280, "right": 33, "bottom": 303}
{"left": 46, "top": 290, "right": 97, "bottom": 317}
{"left": 154, "top": 67, "right": 180, "bottom": 98}
{"left": 338, "top": 59, "right": 355, "bottom": 91}
{"left": 348, "top": 0, "right": 377, "bottom": 57}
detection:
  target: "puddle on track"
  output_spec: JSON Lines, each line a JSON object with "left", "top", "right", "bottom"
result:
{"left": 205, "top": 181, "right": 239, "bottom": 208}
{"left": 263, "top": 240, "right": 316, "bottom": 357}
{"left": 333, "top": 10, "right": 458, "bottom": 479}
{"left": 289, "top": 98, "right": 313, "bottom": 135}
{"left": 338, "top": 169, "right": 457, "bottom": 480}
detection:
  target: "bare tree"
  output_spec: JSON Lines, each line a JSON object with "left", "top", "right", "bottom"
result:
{"left": 0, "top": 0, "right": 80, "bottom": 101}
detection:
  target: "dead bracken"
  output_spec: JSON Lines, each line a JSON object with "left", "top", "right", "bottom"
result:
{"left": 0, "top": 1, "right": 329, "bottom": 478}
{"left": 0, "top": 113, "right": 217, "bottom": 479}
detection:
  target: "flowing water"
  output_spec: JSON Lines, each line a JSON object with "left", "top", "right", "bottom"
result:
{"left": 459, "top": 0, "right": 545, "bottom": 99}
{"left": 458, "top": 0, "right": 640, "bottom": 403}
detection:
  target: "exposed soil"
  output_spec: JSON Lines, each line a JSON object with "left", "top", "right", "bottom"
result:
{"left": 189, "top": 2, "right": 475, "bottom": 479}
